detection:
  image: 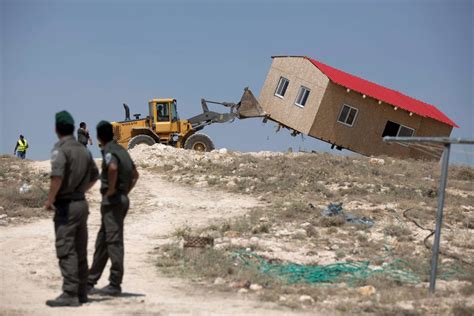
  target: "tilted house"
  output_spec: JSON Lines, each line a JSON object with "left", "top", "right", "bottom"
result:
{"left": 259, "top": 56, "right": 458, "bottom": 160}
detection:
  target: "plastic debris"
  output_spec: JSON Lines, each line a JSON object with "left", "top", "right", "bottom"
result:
{"left": 234, "top": 250, "right": 421, "bottom": 285}
{"left": 322, "top": 203, "right": 374, "bottom": 227}
{"left": 19, "top": 183, "right": 32, "bottom": 194}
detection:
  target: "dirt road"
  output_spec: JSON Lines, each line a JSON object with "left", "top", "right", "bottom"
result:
{"left": 0, "top": 162, "right": 308, "bottom": 315}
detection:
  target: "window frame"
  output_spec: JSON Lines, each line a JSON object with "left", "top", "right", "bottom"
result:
{"left": 381, "top": 120, "right": 415, "bottom": 146}
{"left": 274, "top": 76, "right": 290, "bottom": 99}
{"left": 337, "top": 104, "right": 359, "bottom": 127}
{"left": 294, "top": 85, "right": 311, "bottom": 108}
{"left": 397, "top": 125, "right": 415, "bottom": 137}
{"left": 396, "top": 124, "right": 415, "bottom": 146}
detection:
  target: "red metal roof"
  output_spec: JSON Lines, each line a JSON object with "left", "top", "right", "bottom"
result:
{"left": 303, "top": 56, "right": 458, "bottom": 128}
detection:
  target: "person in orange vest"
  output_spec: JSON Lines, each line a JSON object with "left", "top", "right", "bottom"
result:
{"left": 14, "top": 135, "right": 29, "bottom": 159}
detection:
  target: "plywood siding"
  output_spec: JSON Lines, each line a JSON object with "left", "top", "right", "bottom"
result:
{"left": 259, "top": 57, "right": 329, "bottom": 134}
{"left": 309, "top": 83, "right": 452, "bottom": 159}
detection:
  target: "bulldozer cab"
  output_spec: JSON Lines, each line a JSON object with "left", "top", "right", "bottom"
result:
{"left": 148, "top": 98, "right": 180, "bottom": 134}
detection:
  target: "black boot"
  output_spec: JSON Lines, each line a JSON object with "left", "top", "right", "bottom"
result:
{"left": 78, "top": 292, "right": 88, "bottom": 304}
{"left": 87, "top": 283, "right": 100, "bottom": 295}
{"left": 99, "top": 284, "right": 122, "bottom": 296}
{"left": 46, "top": 292, "right": 80, "bottom": 307}
{"left": 78, "top": 284, "right": 88, "bottom": 303}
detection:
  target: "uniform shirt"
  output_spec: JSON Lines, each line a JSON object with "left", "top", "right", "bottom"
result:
{"left": 77, "top": 128, "right": 90, "bottom": 146}
{"left": 100, "top": 140, "right": 136, "bottom": 197}
{"left": 50, "top": 135, "right": 99, "bottom": 200}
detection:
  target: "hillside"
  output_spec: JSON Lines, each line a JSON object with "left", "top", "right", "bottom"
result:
{"left": 0, "top": 147, "right": 473, "bottom": 315}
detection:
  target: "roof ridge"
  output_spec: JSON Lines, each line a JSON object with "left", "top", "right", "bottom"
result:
{"left": 303, "top": 56, "right": 458, "bottom": 128}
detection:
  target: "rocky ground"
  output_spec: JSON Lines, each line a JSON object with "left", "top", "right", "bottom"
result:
{"left": 130, "top": 144, "right": 474, "bottom": 315}
{"left": 0, "top": 147, "right": 473, "bottom": 315}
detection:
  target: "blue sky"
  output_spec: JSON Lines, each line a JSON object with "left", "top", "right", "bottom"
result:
{"left": 1, "top": 0, "right": 473, "bottom": 164}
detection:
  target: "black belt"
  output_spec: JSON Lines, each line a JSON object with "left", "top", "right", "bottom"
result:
{"left": 56, "top": 192, "right": 85, "bottom": 203}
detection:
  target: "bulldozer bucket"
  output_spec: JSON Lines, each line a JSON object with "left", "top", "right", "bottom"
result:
{"left": 237, "top": 88, "right": 266, "bottom": 119}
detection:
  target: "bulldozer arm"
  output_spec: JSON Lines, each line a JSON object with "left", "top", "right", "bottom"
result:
{"left": 236, "top": 88, "right": 266, "bottom": 119}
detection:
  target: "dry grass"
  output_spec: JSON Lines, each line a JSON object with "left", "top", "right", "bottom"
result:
{"left": 148, "top": 150, "right": 474, "bottom": 312}
{"left": 0, "top": 156, "right": 49, "bottom": 220}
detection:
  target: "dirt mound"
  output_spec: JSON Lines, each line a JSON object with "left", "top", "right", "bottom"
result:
{"left": 129, "top": 143, "right": 287, "bottom": 169}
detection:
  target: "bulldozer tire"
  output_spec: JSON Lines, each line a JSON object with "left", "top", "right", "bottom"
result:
{"left": 128, "top": 135, "right": 156, "bottom": 150}
{"left": 184, "top": 134, "right": 214, "bottom": 152}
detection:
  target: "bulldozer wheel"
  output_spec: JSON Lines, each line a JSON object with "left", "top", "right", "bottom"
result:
{"left": 184, "top": 133, "right": 214, "bottom": 152}
{"left": 128, "top": 135, "right": 156, "bottom": 150}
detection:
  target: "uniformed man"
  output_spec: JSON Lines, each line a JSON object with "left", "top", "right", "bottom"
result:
{"left": 14, "top": 134, "right": 29, "bottom": 159}
{"left": 44, "top": 111, "right": 99, "bottom": 307}
{"left": 77, "top": 122, "right": 93, "bottom": 147}
{"left": 87, "top": 120, "right": 139, "bottom": 296}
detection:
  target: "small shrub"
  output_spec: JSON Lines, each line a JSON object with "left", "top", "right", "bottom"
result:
{"left": 384, "top": 223, "right": 411, "bottom": 237}
{"left": 319, "top": 215, "right": 346, "bottom": 227}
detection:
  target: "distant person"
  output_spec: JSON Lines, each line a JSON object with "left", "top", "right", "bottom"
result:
{"left": 14, "top": 135, "right": 29, "bottom": 159}
{"left": 87, "top": 120, "right": 139, "bottom": 296}
{"left": 77, "top": 122, "right": 93, "bottom": 147}
{"left": 45, "top": 111, "right": 99, "bottom": 307}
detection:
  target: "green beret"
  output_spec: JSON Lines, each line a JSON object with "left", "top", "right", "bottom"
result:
{"left": 55, "top": 111, "right": 74, "bottom": 127}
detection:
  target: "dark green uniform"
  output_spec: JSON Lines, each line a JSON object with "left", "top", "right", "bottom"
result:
{"left": 50, "top": 135, "right": 99, "bottom": 296}
{"left": 88, "top": 140, "right": 136, "bottom": 288}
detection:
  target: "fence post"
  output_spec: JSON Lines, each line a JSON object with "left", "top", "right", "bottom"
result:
{"left": 429, "top": 143, "right": 451, "bottom": 293}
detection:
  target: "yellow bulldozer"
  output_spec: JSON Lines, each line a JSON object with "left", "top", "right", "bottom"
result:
{"left": 111, "top": 88, "right": 265, "bottom": 152}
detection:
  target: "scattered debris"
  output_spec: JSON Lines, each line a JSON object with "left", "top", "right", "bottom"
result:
{"left": 214, "top": 277, "right": 225, "bottom": 285}
{"left": 357, "top": 285, "right": 376, "bottom": 296}
{"left": 298, "top": 295, "right": 315, "bottom": 304}
{"left": 322, "top": 203, "right": 374, "bottom": 227}
{"left": 19, "top": 183, "right": 32, "bottom": 194}
{"left": 249, "top": 283, "right": 263, "bottom": 291}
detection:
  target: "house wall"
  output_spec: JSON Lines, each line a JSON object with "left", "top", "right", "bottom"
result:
{"left": 309, "top": 82, "right": 453, "bottom": 160}
{"left": 258, "top": 57, "right": 329, "bottom": 135}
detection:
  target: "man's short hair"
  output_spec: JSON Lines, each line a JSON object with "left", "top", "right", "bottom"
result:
{"left": 79, "top": 122, "right": 86, "bottom": 128}
{"left": 56, "top": 123, "right": 74, "bottom": 136}
{"left": 96, "top": 120, "right": 114, "bottom": 143}
{"left": 19, "top": 134, "right": 24, "bottom": 138}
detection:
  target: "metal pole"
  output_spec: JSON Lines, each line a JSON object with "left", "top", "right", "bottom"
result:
{"left": 429, "top": 143, "right": 451, "bottom": 293}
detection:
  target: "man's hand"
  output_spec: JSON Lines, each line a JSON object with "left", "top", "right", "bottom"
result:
{"left": 46, "top": 176, "right": 62, "bottom": 212}
{"left": 105, "top": 188, "right": 117, "bottom": 197}
{"left": 44, "top": 199, "right": 55, "bottom": 211}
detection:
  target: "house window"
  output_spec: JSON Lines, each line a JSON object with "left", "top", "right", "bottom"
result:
{"left": 295, "top": 86, "right": 310, "bottom": 107}
{"left": 382, "top": 121, "right": 415, "bottom": 137}
{"left": 275, "top": 77, "right": 289, "bottom": 98}
{"left": 337, "top": 104, "right": 358, "bottom": 126}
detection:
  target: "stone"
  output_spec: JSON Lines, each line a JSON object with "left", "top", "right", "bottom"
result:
{"left": 249, "top": 284, "right": 263, "bottom": 291}
{"left": 300, "top": 222, "right": 311, "bottom": 228}
{"left": 195, "top": 181, "right": 208, "bottom": 188}
{"left": 223, "top": 231, "right": 241, "bottom": 238}
{"left": 249, "top": 237, "right": 259, "bottom": 243}
{"left": 218, "top": 148, "right": 228, "bottom": 154}
{"left": 214, "top": 277, "right": 225, "bottom": 285}
{"left": 238, "top": 288, "right": 248, "bottom": 294}
{"left": 357, "top": 285, "right": 376, "bottom": 296}
{"left": 226, "top": 181, "right": 237, "bottom": 188}
{"left": 298, "top": 295, "right": 315, "bottom": 303}
{"left": 369, "top": 158, "right": 385, "bottom": 165}
{"left": 293, "top": 228, "right": 307, "bottom": 236}
{"left": 279, "top": 295, "right": 287, "bottom": 302}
